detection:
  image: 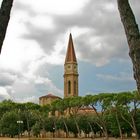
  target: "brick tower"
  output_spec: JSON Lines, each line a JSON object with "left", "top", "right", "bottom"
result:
{"left": 64, "top": 33, "right": 79, "bottom": 98}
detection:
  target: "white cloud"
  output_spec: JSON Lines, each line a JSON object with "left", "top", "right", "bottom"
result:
{"left": 5, "top": 63, "right": 63, "bottom": 103}
{"left": 0, "top": 87, "right": 11, "bottom": 100}
{"left": 103, "top": 2, "right": 116, "bottom": 12}
{"left": 0, "top": 72, "right": 17, "bottom": 86}
{"left": 0, "top": 0, "right": 138, "bottom": 102}
{"left": 0, "top": 0, "right": 2, "bottom": 6}
{"left": 70, "top": 26, "right": 90, "bottom": 37}
{"left": 30, "top": 15, "right": 55, "bottom": 30}
{"left": 15, "top": 96, "right": 39, "bottom": 104}
{"left": 44, "top": 41, "right": 65, "bottom": 65}
{"left": 0, "top": 37, "right": 45, "bottom": 72}
{"left": 18, "top": 0, "right": 90, "bottom": 15}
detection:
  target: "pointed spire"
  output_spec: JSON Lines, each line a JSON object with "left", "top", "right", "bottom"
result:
{"left": 65, "top": 33, "right": 77, "bottom": 63}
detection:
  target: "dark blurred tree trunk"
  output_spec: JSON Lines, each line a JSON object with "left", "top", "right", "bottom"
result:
{"left": 0, "top": 0, "right": 14, "bottom": 54}
{"left": 117, "top": 0, "right": 140, "bottom": 94}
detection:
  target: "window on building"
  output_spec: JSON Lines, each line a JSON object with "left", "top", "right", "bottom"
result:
{"left": 68, "top": 81, "right": 71, "bottom": 94}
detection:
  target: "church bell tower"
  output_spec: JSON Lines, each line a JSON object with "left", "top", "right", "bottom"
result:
{"left": 64, "top": 33, "right": 79, "bottom": 98}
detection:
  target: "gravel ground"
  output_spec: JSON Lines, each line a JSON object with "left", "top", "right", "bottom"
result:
{"left": 0, "top": 138, "right": 137, "bottom": 140}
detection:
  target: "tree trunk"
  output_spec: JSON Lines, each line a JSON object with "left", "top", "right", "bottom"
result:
{"left": 120, "top": 111, "right": 138, "bottom": 139}
{"left": 26, "top": 117, "right": 30, "bottom": 138}
{"left": 0, "top": 0, "right": 14, "bottom": 53}
{"left": 92, "top": 107, "right": 109, "bottom": 140}
{"left": 62, "top": 118, "right": 69, "bottom": 138}
{"left": 131, "top": 115, "right": 138, "bottom": 140}
{"left": 88, "top": 122, "right": 94, "bottom": 138}
{"left": 117, "top": 0, "right": 140, "bottom": 94}
{"left": 103, "top": 126, "right": 109, "bottom": 140}
{"left": 73, "top": 117, "right": 81, "bottom": 138}
{"left": 115, "top": 112, "right": 123, "bottom": 139}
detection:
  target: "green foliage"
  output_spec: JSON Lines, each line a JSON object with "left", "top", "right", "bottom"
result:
{"left": 0, "top": 110, "right": 19, "bottom": 137}
{"left": 21, "top": 110, "right": 39, "bottom": 133}
{"left": 31, "top": 122, "right": 41, "bottom": 137}
{"left": 44, "top": 117, "right": 56, "bottom": 132}
{"left": 0, "top": 100, "right": 16, "bottom": 117}
{"left": 0, "top": 100, "right": 47, "bottom": 137}
{"left": 0, "top": 91, "right": 139, "bottom": 138}
{"left": 77, "top": 115, "right": 91, "bottom": 134}
{"left": 66, "top": 116, "right": 78, "bottom": 136}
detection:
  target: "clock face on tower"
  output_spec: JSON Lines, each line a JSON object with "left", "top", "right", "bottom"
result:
{"left": 65, "top": 64, "right": 71, "bottom": 71}
{"left": 65, "top": 64, "right": 78, "bottom": 73}
{"left": 67, "top": 65, "right": 71, "bottom": 70}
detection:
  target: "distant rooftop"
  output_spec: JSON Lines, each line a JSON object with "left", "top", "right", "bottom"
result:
{"left": 39, "top": 93, "right": 61, "bottom": 99}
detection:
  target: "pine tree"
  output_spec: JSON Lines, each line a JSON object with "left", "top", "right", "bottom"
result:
{"left": 0, "top": 0, "right": 14, "bottom": 53}
{"left": 117, "top": 0, "right": 140, "bottom": 94}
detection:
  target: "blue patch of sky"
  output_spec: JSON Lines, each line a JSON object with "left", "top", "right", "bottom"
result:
{"left": 79, "top": 60, "right": 136, "bottom": 96}
{"left": 47, "top": 59, "right": 136, "bottom": 97}
{"left": 48, "top": 65, "right": 64, "bottom": 90}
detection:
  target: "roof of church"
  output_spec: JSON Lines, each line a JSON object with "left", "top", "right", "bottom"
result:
{"left": 65, "top": 33, "right": 77, "bottom": 63}
{"left": 78, "top": 106, "right": 96, "bottom": 115}
{"left": 39, "top": 93, "right": 61, "bottom": 99}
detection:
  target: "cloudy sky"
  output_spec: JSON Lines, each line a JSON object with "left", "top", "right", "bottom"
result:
{"left": 0, "top": 0, "right": 139, "bottom": 103}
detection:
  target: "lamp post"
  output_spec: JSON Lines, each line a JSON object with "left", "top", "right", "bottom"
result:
{"left": 17, "top": 120, "right": 23, "bottom": 140}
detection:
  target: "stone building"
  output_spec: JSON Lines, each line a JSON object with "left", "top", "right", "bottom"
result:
{"left": 39, "top": 93, "right": 61, "bottom": 106}
{"left": 64, "top": 33, "right": 79, "bottom": 98}
{"left": 39, "top": 33, "right": 79, "bottom": 105}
